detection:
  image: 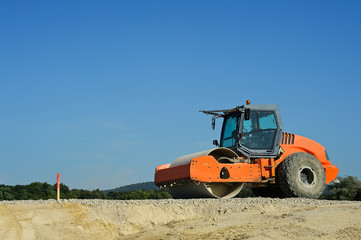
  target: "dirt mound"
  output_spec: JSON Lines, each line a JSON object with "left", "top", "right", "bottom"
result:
{"left": 0, "top": 198, "right": 360, "bottom": 239}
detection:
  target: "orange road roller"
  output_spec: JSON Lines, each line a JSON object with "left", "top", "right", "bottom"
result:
{"left": 155, "top": 101, "right": 339, "bottom": 198}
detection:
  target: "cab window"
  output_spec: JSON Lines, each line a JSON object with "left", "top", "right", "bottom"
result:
{"left": 241, "top": 111, "right": 277, "bottom": 149}
{"left": 221, "top": 115, "right": 239, "bottom": 148}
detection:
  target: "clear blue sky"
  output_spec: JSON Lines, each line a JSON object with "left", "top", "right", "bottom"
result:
{"left": 1, "top": 1, "right": 360, "bottom": 190}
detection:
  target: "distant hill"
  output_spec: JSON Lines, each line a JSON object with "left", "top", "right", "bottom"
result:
{"left": 104, "top": 181, "right": 159, "bottom": 194}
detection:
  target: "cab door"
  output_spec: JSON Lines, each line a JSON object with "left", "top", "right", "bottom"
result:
{"left": 237, "top": 105, "right": 283, "bottom": 158}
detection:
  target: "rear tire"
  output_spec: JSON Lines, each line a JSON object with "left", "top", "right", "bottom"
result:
{"left": 278, "top": 152, "right": 326, "bottom": 198}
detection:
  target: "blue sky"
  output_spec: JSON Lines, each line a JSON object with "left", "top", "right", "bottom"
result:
{"left": 1, "top": 1, "right": 360, "bottom": 190}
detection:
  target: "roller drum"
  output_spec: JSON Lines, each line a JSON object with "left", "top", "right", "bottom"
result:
{"left": 169, "top": 148, "right": 244, "bottom": 199}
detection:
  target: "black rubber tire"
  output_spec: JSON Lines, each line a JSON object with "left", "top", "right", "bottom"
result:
{"left": 252, "top": 187, "right": 285, "bottom": 198}
{"left": 277, "top": 152, "right": 326, "bottom": 198}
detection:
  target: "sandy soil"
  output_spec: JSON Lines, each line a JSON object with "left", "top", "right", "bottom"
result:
{"left": 0, "top": 198, "right": 360, "bottom": 240}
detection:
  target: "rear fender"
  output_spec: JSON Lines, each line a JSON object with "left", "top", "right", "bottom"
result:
{"left": 277, "top": 134, "right": 339, "bottom": 184}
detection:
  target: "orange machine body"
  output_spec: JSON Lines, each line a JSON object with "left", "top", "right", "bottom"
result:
{"left": 154, "top": 133, "right": 339, "bottom": 187}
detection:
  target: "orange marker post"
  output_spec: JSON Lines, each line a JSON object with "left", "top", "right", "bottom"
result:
{"left": 57, "top": 173, "right": 60, "bottom": 202}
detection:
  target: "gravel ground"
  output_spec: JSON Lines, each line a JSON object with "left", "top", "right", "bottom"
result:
{"left": 0, "top": 197, "right": 355, "bottom": 206}
{"left": 0, "top": 198, "right": 360, "bottom": 239}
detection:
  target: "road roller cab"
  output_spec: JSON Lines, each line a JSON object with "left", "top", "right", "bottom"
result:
{"left": 205, "top": 102, "right": 283, "bottom": 159}
{"left": 155, "top": 101, "right": 339, "bottom": 199}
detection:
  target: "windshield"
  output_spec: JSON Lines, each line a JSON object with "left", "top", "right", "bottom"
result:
{"left": 221, "top": 115, "right": 240, "bottom": 148}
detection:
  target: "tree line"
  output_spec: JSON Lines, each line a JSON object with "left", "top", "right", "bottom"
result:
{"left": 0, "top": 182, "right": 172, "bottom": 201}
{"left": 320, "top": 176, "right": 361, "bottom": 201}
{"left": 0, "top": 176, "right": 360, "bottom": 201}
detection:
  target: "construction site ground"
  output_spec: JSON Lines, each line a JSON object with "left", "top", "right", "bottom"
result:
{"left": 0, "top": 198, "right": 360, "bottom": 240}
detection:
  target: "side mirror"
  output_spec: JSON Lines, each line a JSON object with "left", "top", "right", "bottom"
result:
{"left": 212, "top": 117, "right": 216, "bottom": 130}
{"left": 245, "top": 108, "right": 250, "bottom": 121}
{"left": 213, "top": 140, "right": 219, "bottom": 147}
